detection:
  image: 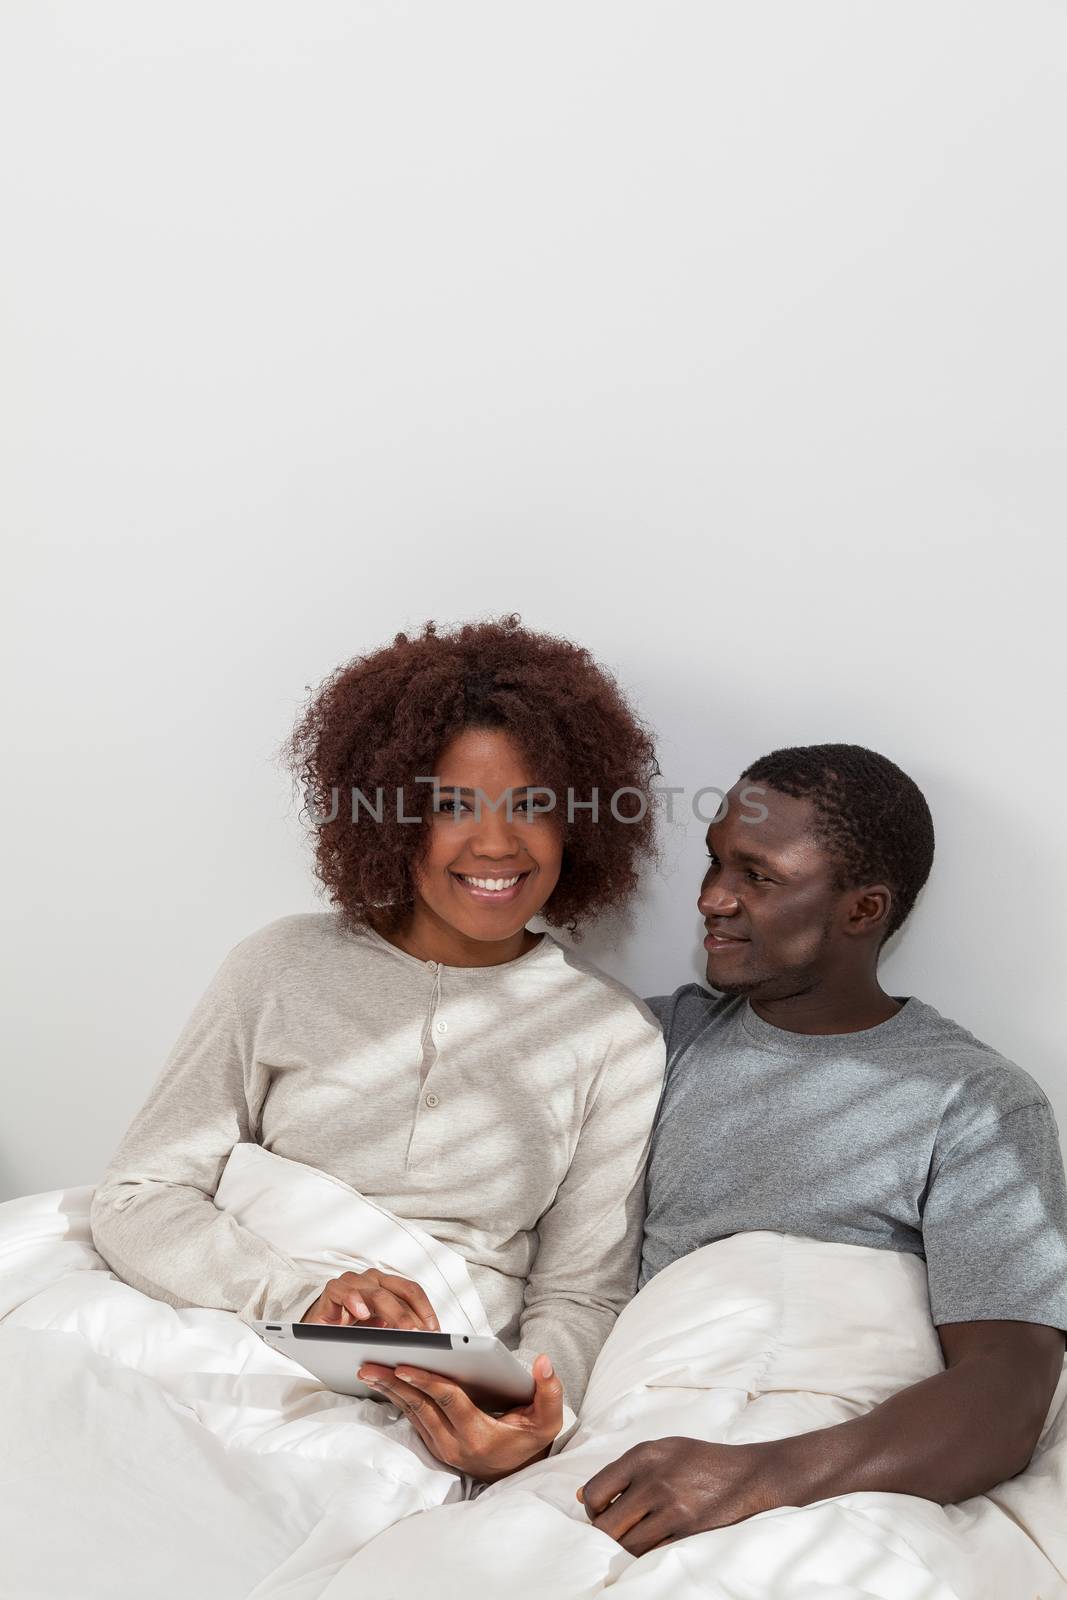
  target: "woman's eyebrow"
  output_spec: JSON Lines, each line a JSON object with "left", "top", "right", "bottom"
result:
{"left": 436, "top": 784, "right": 533, "bottom": 797}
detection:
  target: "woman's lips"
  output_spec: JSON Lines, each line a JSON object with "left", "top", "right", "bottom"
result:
{"left": 452, "top": 870, "right": 531, "bottom": 905}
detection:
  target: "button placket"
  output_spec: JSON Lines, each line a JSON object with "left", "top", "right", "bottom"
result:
{"left": 425, "top": 980, "right": 445, "bottom": 1108}
{"left": 404, "top": 961, "right": 443, "bottom": 1169}
{"left": 422, "top": 970, "right": 448, "bottom": 1121}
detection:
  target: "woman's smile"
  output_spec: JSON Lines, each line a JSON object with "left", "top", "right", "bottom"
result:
{"left": 450, "top": 868, "right": 533, "bottom": 905}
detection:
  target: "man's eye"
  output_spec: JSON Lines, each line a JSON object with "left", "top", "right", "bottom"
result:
{"left": 705, "top": 853, "right": 768, "bottom": 883}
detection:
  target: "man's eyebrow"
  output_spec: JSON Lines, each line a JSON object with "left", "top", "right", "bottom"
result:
{"left": 705, "top": 838, "right": 782, "bottom": 872}
{"left": 734, "top": 848, "right": 780, "bottom": 870}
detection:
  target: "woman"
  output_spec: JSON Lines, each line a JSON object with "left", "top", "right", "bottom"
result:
{"left": 90, "top": 615, "right": 666, "bottom": 1485}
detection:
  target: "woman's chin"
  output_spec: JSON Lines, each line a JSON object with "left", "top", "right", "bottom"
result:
{"left": 451, "top": 911, "right": 532, "bottom": 944}
{"left": 441, "top": 871, "right": 536, "bottom": 926}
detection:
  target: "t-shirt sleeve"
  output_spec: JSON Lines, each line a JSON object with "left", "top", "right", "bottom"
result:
{"left": 641, "top": 994, "right": 673, "bottom": 1033}
{"left": 921, "top": 1099, "right": 1067, "bottom": 1332}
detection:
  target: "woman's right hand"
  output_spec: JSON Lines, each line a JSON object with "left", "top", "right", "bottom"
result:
{"left": 300, "top": 1269, "right": 440, "bottom": 1331}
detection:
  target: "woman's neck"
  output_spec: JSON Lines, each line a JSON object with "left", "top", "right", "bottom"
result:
{"left": 372, "top": 907, "right": 541, "bottom": 968}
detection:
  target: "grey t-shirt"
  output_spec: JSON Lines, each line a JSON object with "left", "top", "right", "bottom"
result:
{"left": 640, "top": 985, "right": 1067, "bottom": 1331}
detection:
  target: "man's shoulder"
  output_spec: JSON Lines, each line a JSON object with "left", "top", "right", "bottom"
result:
{"left": 906, "top": 996, "right": 1054, "bottom": 1122}
{"left": 642, "top": 982, "right": 744, "bottom": 1056}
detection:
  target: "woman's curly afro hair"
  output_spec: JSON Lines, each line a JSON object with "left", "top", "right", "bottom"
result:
{"left": 278, "top": 615, "right": 661, "bottom": 939}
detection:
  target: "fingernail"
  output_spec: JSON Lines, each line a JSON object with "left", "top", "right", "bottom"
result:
{"left": 541, "top": 1355, "right": 554, "bottom": 1377}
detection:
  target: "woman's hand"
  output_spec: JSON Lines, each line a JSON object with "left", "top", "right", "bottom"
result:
{"left": 358, "top": 1352, "right": 564, "bottom": 1483}
{"left": 300, "top": 1269, "right": 439, "bottom": 1331}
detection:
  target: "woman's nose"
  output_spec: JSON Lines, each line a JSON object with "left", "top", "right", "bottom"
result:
{"left": 470, "top": 803, "right": 522, "bottom": 858}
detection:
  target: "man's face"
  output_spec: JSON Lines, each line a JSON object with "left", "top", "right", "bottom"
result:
{"left": 698, "top": 782, "right": 846, "bottom": 999}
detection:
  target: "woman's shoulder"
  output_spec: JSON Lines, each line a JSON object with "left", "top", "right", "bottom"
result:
{"left": 219, "top": 911, "right": 357, "bottom": 988}
{"left": 539, "top": 935, "right": 665, "bottom": 1041}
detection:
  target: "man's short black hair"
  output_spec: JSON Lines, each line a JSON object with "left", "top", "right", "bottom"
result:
{"left": 739, "top": 743, "right": 935, "bottom": 941}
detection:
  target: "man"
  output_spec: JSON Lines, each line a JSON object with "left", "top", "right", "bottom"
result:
{"left": 579, "top": 743, "right": 1067, "bottom": 1556}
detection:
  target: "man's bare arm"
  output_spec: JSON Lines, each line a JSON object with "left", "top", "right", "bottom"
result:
{"left": 771, "top": 1319, "right": 1064, "bottom": 1504}
{"left": 579, "top": 1320, "right": 1065, "bottom": 1555}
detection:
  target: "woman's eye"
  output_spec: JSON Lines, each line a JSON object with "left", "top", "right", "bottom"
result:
{"left": 434, "top": 800, "right": 470, "bottom": 817}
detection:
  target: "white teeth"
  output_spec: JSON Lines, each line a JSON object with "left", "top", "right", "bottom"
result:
{"left": 461, "top": 875, "right": 521, "bottom": 890}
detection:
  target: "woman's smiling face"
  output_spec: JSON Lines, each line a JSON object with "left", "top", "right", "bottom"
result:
{"left": 406, "top": 725, "right": 563, "bottom": 963}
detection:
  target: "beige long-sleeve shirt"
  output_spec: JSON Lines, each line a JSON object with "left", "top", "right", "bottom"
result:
{"left": 89, "top": 912, "right": 666, "bottom": 1411}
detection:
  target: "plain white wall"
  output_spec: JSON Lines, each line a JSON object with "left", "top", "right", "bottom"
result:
{"left": 2, "top": 1, "right": 1065, "bottom": 1201}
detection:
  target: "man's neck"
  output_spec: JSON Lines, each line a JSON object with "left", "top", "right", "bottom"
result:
{"left": 748, "top": 976, "right": 902, "bottom": 1036}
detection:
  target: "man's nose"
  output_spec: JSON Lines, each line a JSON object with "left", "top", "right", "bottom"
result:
{"left": 698, "top": 878, "right": 738, "bottom": 917}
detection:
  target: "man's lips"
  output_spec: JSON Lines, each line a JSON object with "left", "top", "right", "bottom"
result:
{"left": 703, "top": 927, "right": 750, "bottom": 951}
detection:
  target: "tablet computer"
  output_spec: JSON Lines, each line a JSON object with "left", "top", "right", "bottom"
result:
{"left": 252, "top": 1321, "right": 536, "bottom": 1413}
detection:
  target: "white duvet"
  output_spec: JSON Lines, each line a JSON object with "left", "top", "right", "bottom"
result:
{"left": 2, "top": 1149, "right": 1065, "bottom": 1600}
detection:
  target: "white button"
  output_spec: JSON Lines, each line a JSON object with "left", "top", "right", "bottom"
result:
{"left": 425, "top": 1092, "right": 440, "bottom": 1108}
{"left": 435, "top": 1021, "right": 447, "bottom": 1033}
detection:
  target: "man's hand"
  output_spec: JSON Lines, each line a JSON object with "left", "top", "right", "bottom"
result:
{"left": 300, "top": 1269, "right": 439, "bottom": 1330}
{"left": 358, "top": 1351, "right": 563, "bottom": 1483}
{"left": 578, "top": 1321, "right": 1067, "bottom": 1555}
{"left": 578, "top": 1438, "right": 779, "bottom": 1555}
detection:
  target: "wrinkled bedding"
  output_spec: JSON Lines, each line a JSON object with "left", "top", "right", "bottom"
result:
{"left": 2, "top": 1160, "right": 1065, "bottom": 1600}
{"left": 321, "top": 1233, "right": 1067, "bottom": 1600}
{"left": 0, "top": 1147, "right": 485, "bottom": 1599}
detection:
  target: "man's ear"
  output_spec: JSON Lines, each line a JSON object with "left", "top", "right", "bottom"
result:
{"left": 843, "top": 884, "right": 893, "bottom": 939}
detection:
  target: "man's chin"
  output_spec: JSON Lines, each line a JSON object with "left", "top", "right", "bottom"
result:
{"left": 704, "top": 959, "right": 761, "bottom": 997}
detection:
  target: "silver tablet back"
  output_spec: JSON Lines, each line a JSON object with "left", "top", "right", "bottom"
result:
{"left": 252, "top": 1322, "right": 535, "bottom": 1410}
